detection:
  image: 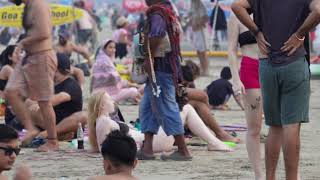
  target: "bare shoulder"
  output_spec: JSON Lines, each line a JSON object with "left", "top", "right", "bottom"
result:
{"left": 1, "top": 65, "right": 13, "bottom": 72}
{"left": 0, "top": 65, "right": 13, "bottom": 78}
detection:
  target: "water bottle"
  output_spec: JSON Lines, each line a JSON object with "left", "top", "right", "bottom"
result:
{"left": 77, "top": 122, "right": 84, "bottom": 150}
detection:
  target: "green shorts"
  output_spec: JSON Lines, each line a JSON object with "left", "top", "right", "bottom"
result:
{"left": 259, "top": 57, "right": 310, "bottom": 126}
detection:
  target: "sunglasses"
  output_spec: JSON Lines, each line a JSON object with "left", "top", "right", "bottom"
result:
{"left": 0, "top": 147, "right": 21, "bottom": 156}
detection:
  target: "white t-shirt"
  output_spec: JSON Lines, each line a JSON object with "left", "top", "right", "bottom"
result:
{"left": 77, "top": 10, "right": 94, "bottom": 30}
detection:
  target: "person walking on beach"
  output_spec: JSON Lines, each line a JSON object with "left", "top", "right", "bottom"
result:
{"left": 5, "top": 0, "right": 58, "bottom": 152}
{"left": 138, "top": 0, "right": 192, "bottom": 161}
{"left": 232, "top": 0, "right": 320, "bottom": 179}
{"left": 190, "top": 0, "right": 209, "bottom": 76}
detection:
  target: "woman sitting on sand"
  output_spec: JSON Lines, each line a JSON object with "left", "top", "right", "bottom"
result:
{"left": 181, "top": 60, "right": 241, "bottom": 143}
{"left": 0, "top": 45, "right": 23, "bottom": 130}
{"left": 88, "top": 90, "right": 232, "bottom": 153}
{"left": 0, "top": 45, "right": 18, "bottom": 97}
{"left": 91, "top": 39, "right": 141, "bottom": 103}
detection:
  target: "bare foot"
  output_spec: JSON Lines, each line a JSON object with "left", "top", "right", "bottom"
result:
{"left": 217, "top": 133, "right": 242, "bottom": 144}
{"left": 207, "top": 143, "right": 233, "bottom": 152}
{"left": 58, "top": 132, "right": 74, "bottom": 141}
{"left": 21, "top": 129, "right": 40, "bottom": 146}
{"left": 34, "top": 140, "right": 59, "bottom": 152}
{"left": 200, "top": 72, "right": 210, "bottom": 77}
{"left": 134, "top": 94, "right": 141, "bottom": 104}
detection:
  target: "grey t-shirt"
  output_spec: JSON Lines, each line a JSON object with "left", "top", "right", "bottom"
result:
{"left": 248, "top": 0, "right": 311, "bottom": 65}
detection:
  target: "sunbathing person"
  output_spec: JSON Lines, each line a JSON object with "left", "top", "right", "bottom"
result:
{"left": 88, "top": 91, "right": 232, "bottom": 154}
{"left": 88, "top": 130, "right": 138, "bottom": 180}
{"left": 181, "top": 61, "right": 241, "bottom": 143}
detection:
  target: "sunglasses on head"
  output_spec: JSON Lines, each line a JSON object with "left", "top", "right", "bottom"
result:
{"left": 0, "top": 147, "right": 21, "bottom": 156}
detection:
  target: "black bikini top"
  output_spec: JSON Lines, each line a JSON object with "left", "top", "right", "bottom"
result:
{"left": 238, "top": 31, "right": 257, "bottom": 47}
{"left": 0, "top": 79, "right": 8, "bottom": 91}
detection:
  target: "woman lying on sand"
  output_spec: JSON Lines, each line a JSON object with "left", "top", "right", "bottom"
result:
{"left": 87, "top": 90, "right": 232, "bottom": 153}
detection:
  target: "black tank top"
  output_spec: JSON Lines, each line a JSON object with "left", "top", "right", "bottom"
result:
{"left": 238, "top": 31, "right": 257, "bottom": 47}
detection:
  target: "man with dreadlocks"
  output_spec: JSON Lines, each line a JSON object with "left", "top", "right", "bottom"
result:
{"left": 138, "top": 0, "right": 192, "bottom": 161}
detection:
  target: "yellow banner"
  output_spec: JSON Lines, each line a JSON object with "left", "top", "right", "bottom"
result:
{"left": 0, "top": 4, "right": 83, "bottom": 28}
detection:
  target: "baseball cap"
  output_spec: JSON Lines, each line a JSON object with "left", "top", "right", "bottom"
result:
{"left": 56, "top": 53, "right": 71, "bottom": 73}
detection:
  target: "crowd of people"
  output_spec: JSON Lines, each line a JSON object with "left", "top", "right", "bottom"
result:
{"left": 0, "top": 0, "right": 318, "bottom": 179}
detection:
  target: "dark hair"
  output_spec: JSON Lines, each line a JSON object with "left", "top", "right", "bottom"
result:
{"left": 181, "top": 60, "right": 200, "bottom": 82}
{"left": 220, "top": 66, "right": 232, "bottom": 80}
{"left": 74, "top": 0, "right": 85, "bottom": 8}
{"left": 0, "top": 124, "right": 19, "bottom": 143}
{"left": 101, "top": 130, "right": 137, "bottom": 167}
{"left": 16, "top": 34, "right": 27, "bottom": 43}
{"left": 116, "top": 25, "right": 126, "bottom": 29}
{"left": 103, "top": 40, "right": 115, "bottom": 50}
{"left": 0, "top": 45, "right": 16, "bottom": 67}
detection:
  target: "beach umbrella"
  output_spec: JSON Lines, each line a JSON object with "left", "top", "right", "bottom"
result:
{"left": 0, "top": 4, "right": 83, "bottom": 28}
{"left": 122, "top": 0, "right": 147, "bottom": 13}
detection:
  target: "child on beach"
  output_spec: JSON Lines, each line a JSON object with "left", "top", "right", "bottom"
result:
{"left": 206, "top": 67, "right": 244, "bottom": 110}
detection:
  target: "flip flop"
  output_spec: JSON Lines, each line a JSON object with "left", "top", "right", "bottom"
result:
{"left": 136, "top": 150, "right": 156, "bottom": 160}
{"left": 20, "top": 137, "right": 47, "bottom": 148}
{"left": 223, "top": 141, "right": 236, "bottom": 148}
{"left": 160, "top": 151, "right": 192, "bottom": 161}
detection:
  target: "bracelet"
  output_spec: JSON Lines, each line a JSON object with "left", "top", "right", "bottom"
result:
{"left": 294, "top": 33, "right": 305, "bottom": 41}
{"left": 250, "top": 28, "right": 260, "bottom": 37}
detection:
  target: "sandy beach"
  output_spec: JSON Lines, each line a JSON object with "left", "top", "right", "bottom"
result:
{"left": 1, "top": 56, "right": 319, "bottom": 180}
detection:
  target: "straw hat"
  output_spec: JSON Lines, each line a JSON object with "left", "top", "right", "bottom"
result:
{"left": 116, "top": 16, "right": 129, "bottom": 27}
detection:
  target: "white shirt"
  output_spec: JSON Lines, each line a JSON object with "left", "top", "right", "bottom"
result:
{"left": 77, "top": 10, "right": 94, "bottom": 30}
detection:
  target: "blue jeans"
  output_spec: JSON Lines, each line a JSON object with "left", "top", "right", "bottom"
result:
{"left": 139, "top": 71, "right": 184, "bottom": 136}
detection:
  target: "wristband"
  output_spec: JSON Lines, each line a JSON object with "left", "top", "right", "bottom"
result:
{"left": 250, "top": 28, "right": 260, "bottom": 37}
{"left": 294, "top": 33, "right": 305, "bottom": 41}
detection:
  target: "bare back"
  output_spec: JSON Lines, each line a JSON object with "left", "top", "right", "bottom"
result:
{"left": 228, "top": 14, "right": 259, "bottom": 59}
{"left": 55, "top": 43, "right": 74, "bottom": 55}
{"left": 23, "top": 0, "right": 53, "bottom": 53}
